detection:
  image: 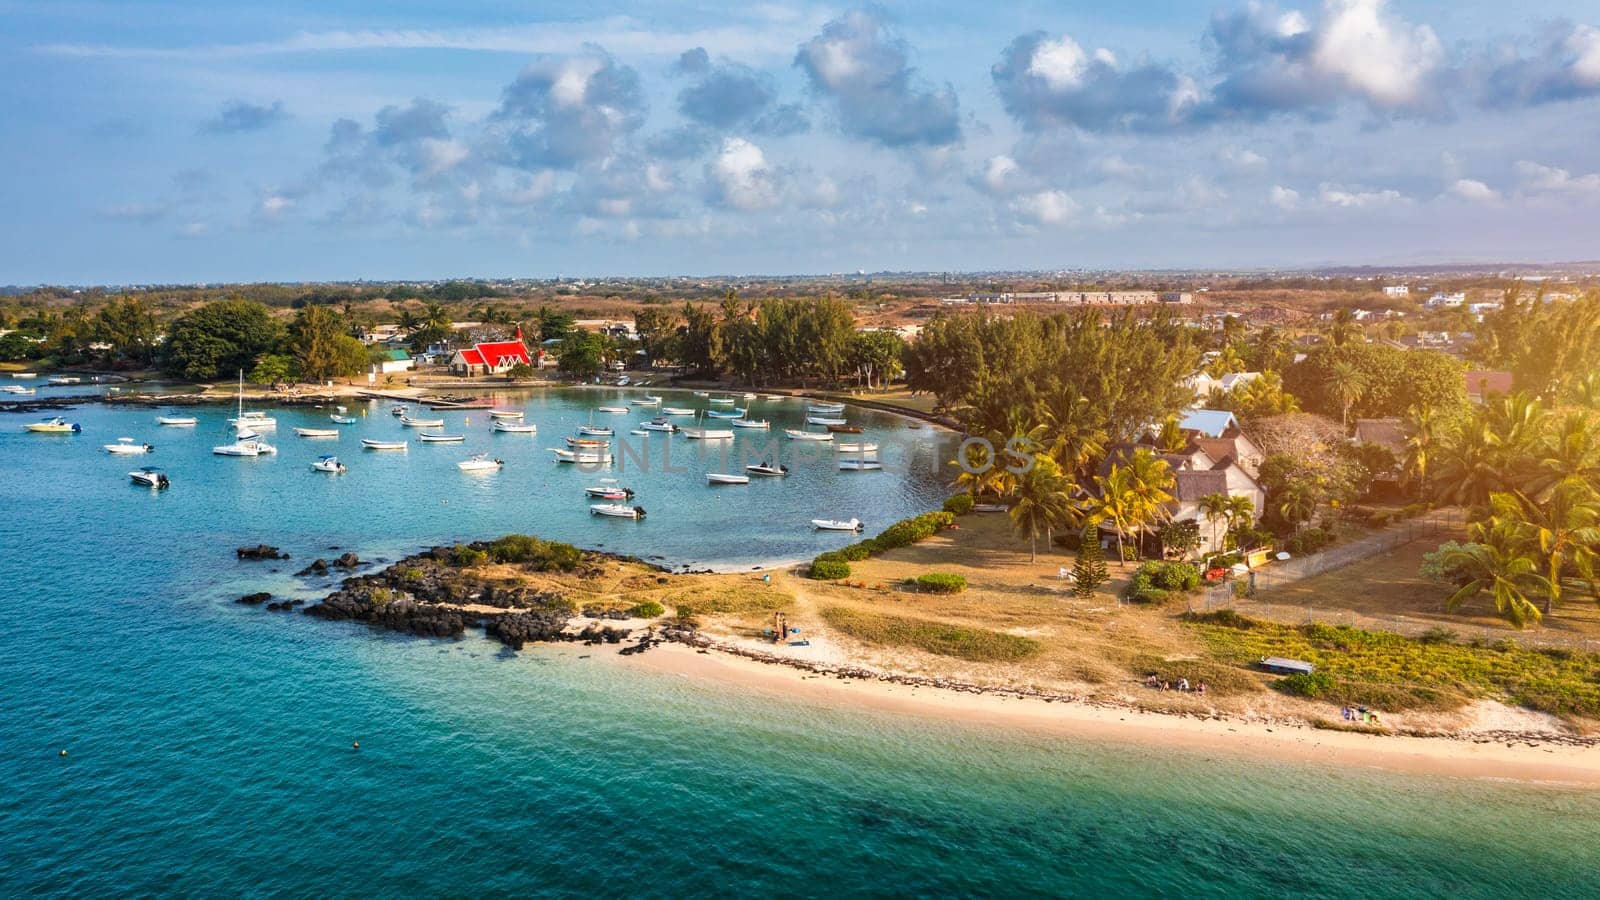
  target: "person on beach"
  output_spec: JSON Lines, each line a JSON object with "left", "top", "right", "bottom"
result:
{"left": 1196, "top": 682, "right": 1207, "bottom": 696}
{"left": 1178, "top": 678, "right": 1190, "bottom": 692}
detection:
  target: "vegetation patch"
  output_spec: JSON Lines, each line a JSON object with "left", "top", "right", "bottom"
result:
{"left": 810, "top": 560, "right": 851, "bottom": 581}
{"left": 821, "top": 606, "right": 1040, "bottom": 663}
{"left": 485, "top": 535, "right": 583, "bottom": 571}
{"left": 942, "top": 493, "right": 975, "bottom": 516}
{"left": 628, "top": 600, "right": 665, "bottom": 618}
{"left": 813, "top": 511, "right": 955, "bottom": 573}
{"left": 906, "top": 573, "right": 967, "bottom": 594}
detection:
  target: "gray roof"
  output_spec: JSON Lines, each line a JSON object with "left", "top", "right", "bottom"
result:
{"left": 1174, "top": 469, "right": 1229, "bottom": 502}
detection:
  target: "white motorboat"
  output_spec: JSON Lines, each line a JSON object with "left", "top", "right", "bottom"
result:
{"left": 577, "top": 424, "right": 614, "bottom": 436}
{"left": 214, "top": 427, "right": 275, "bottom": 456}
{"left": 731, "top": 418, "right": 769, "bottom": 429}
{"left": 492, "top": 420, "right": 538, "bottom": 433}
{"left": 590, "top": 503, "right": 646, "bottom": 519}
{"left": 661, "top": 407, "right": 697, "bottom": 416}
{"left": 400, "top": 415, "right": 445, "bottom": 428}
{"left": 565, "top": 436, "right": 610, "bottom": 448}
{"left": 708, "top": 397, "right": 736, "bottom": 405}
{"left": 457, "top": 454, "right": 504, "bottom": 472}
{"left": 129, "top": 466, "right": 170, "bottom": 488}
{"left": 807, "top": 416, "right": 848, "bottom": 426}
{"left": 629, "top": 396, "right": 661, "bottom": 406}
{"left": 14, "top": 373, "right": 36, "bottom": 379}
{"left": 2, "top": 385, "right": 35, "bottom": 395}
{"left": 812, "top": 518, "right": 864, "bottom": 532}
{"left": 418, "top": 432, "right": 466, "bottom": 443}
{"left": 294, "top": 427, "right": 340, "bottom": 438}
{"left": 361, "top": 439, "right": 408, "bottom": 451}
{"left": 784, "top": 429, "right": 833, "bottom": 441}
{"left": 745, "top": 462, "right": 789, "bottom": 476}
{"left": 310, "top": 455, "right": 347, "bottom": 473}
{"left": 489, "top": 410, "right": 524, "bottom": 420}
{"left": 48, "top": 376, "right": 82, "bottom": 385}
{"left": 693, "top": 391, "right": 709, "bottom": 397}
{"left": 742, "top": 393, "right": 757, "bottom": 399}
{"left": 157, "top": 415, "right": 198, "bottom": 426}
{"left": 24, "top": 417, "right": 80, "bottom": 433}
{"left": 104, "top": 437, "right": 154, "bottom": 454}
{"left": 629, "top": 429, "right": 649, "bottom": 436}
{"left": 550, "top": 448, "right": 612, "bottom": 464}
{"left": 390, "top": 405, "right": 408, "bottom": 417}
{"left": 335, "top": 405, "right": 347, "bottom": 413}
{"left": 835, "top": 442, "right": 879, "bottom": 454}
{"left": 838, "top": 458, "right": 883, "bottom": 471}
{"left": 682, "top": 427, "right": 734, "bottom": 440}
{"left": 706, "top": 473, "right": 749, "bottom": 485}
{"left": 808, "top": 402, "right": 846, "bottom": 414}
{"left": 639, "top": 419, "right": 677, "bottom": 432}
{"left": 585, "top": 479, "right": 634, "bottom": 499}
{"left": 706, "top": 408, "right": 744, "bottom": 419}
{"left": 763, "top": 394, "right": 785, "bottom": 400}
{"left": 597, "top": 406, "right": 629, "bottom": 414}
{"left": 330, "top": 414, "right": 358, "bottom": 425}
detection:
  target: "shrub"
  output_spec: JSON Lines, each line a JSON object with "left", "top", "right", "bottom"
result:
{"left": 1278, "top": 670, "right": 1337, "bottom": 698}
{"left": 1286, "top": 527, "right": 1336, "bottom": 556}
{"left": 629, "top": 600, "right": 666, "bottom": 618}
{"left": 448, "top": 545, "right": 489, "bottom": 568}
{"left": 811, "top": 560, "right": 851, "bottom": 580}
{"left": 942, "top": 493, "right": 975, "bottom": 516}
{"left": 1129, "top": 587, "right": 1170, "bottom": 605}
{"left": 487, "top": 535, "right": 583, "bottom": 571}
{"left": 913, "top": 573, "right": 967, "bottom": 594}
{"left": 875, "top": 511, "right": 955, "bottom": 550}
{"left": 1123, "top": 561, "right": 1201, "bottom": 600}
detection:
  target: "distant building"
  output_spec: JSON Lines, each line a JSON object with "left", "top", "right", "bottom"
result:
{"left": 1382, "top": 285, "right": 1410, "bottom": 297}
{"left": 1425, "top": 292, "right": 1466, "bottom": 309}
{"left": 1159, "top": 291, "right": 1194, "bottom": 304}
{"left": 450, "top": 329, "right": 533, "bottom": 376}
{"left": 941, "top": 290, "right": 1159, "bottom": 306}
{"left": 375, "top": 349, "right": 415, "bottom": 374}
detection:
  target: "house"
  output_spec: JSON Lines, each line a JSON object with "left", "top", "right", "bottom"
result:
{"left": 1425, "top": 292, "right": 1466, "bottom": 309}
{"left": 376, "top": 349, "right": 415, "bottom": 374}
{"left": 1382, "top": 285, "right": 1410, "bottom": 297}
{"left": 1098, "top": 440, "right": 1266, "bottom": 557}
{"left": 449, "top": 329, "right": 533, "bottom": 376}
{"left": 1177, "top": 409, "right": 1240, "bottom": 439}
{"left": 1464, "top": 370, "right": 1513, "bottom": 403}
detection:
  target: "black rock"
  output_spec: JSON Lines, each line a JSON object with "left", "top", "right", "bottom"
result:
{"left": 296, "top": 559, "right": 330, "bottom": 577}
{"left": 235, "top": 591, "right": 272, "bottom": 605}
{"left": 237, "top": 544, "right": 289, "bottom": 561}
{"left": 332, "top": 552, "right": 362, "bottom": 569}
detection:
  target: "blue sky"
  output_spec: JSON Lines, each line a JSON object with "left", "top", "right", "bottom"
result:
{"left": 3, "top": 0, "right": 1599, "bottom": 283}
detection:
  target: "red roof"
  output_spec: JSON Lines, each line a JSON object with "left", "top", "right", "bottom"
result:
{"left": 458, "top": 348, "right": 485, "bottom": 366}
{"left": 476, "top": 340, "right": 531, "bottom": 368}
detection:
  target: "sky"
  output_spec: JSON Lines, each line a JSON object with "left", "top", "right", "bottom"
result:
{"left": 3, "top": 0, "right": 1600, "bottom": 283}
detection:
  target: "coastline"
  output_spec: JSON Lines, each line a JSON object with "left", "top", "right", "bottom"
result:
{"left": 615, "top": 639, "right": 1600, "bottom": 788}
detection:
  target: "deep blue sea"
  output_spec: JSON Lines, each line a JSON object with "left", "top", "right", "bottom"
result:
{"left": 3, "top": 384, "right": 1599, "bottom": 897}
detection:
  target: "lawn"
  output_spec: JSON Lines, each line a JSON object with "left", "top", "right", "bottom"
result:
{"left": 821, "top": 605, "right": 1042, "bottom": 663}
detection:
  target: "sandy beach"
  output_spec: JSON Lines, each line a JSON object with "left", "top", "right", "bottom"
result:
{"left": 616, "top": 640, "right": 1600, "bottom": 788}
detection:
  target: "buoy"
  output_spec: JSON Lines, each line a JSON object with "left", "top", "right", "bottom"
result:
{"left": 59, "top": 749, "right": 67, "bottom": 757}
{"left": 352, "top": 741, "right": 360, "bottom": 750}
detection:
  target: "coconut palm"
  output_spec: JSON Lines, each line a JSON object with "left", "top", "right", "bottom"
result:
{"left": 1401, "top": 404, "right": 1437, "bottom": 496}
{"left": 1531, "top": 411, "right": 1600, "bottom": 501}
{"left": 1323, "top": 360, "right": 1368, "bottom": 430}
{"left": 1492, "top": 485, "right": 1600, "bottom": 614}
{"left": 1198, "top": 492, "right": 1230, "bottom": 552}
{"left": 1441, "top": 526, "right": 1549, "bottom": 628}
{"left": 1325, "top": 308, "right": 1363, "bottom": 348}
{"left": 1122, "top": 448, "right": 1177, "bottom": 559}
{"left": 1083, "top": 467, "right": 1137, "bottom": 568}
{"left": 1277, "top": 480, "right": 1320, "bottom": 532}
{"left": 1036, "top": 392, "right": 1107, "bottom": 479}
{"left": 1224, "top": 494, "right": 1257, "bottom": 548}
{"left": 1009, "top": 457, "right": 1077, "bottom": 562}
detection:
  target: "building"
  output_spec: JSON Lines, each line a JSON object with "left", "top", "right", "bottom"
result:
{"left": 1159, "top": 291, "right": 1194, "bottom": 304}
{"left": 1464, "top": 370, "right": 1514, "bottom": 404}
{"left": 375, "top": 349, "right": 415, "bottom": 374}
{"left": 1352, "top": 418, "right": 1406, "bottom": 481}
{"left": 1425, "top": 292, "right": 1466, "bottom": 309}
{"left": 941, "top": 290, "right": 1159, "bottom": 306}
{"left": 1382, "top": 285, "right": 1410, "bottom": 297}
{"left": 1098, "top": 438, "right": 1266, "bottom": 557}
{"left": 449, "top": 329, "right": 533, "bottom": 376}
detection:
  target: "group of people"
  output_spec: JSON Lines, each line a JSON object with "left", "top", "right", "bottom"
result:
{"left": 1144, "top": 675, "right": 1207, "bottom": 695}
{"left": 1342, "top": 706, "right": 1381, "bottom": 726}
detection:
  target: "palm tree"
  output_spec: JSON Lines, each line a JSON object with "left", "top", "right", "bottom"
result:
{"left": 1323, "top": 360, "right": 1368, "bottom": 430}
{"left": 1531, "top": 412, "right": 1600, "bottom": 502}
{"left": 1123, "top": 449, "right": 1177, "bottom": 560}
{"left": 1401, "top": 404, "right": 1437, "bottom": 497}
{"left": 1442, "top": 526, "right": 1549, "bottom": 628}
{"left": 1277, "top": 480, "right": 1320, "bottom": 533}
{"left": 1495, "top": 485, "right": 1600, "bottom": 615}
{"left": 1326, "top": 308, "right": 1362, "bottom": 348}
{"left": 1037, "top": 392, "right": 1106, "bottom": 479}
{"left": 1009, "top": 458, "right": 1076, "bottom": 562}
{"left": 1198, "top": 492, "right": 1230, "bottom": 552}
{"left": 1083, "top": 467, "right": 1137, "bottom": 568}
{"left": 1223, "top": 494, "right": 1257, "bottom": 548}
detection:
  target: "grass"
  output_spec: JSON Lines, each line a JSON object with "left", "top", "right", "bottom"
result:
{"left": 821, "top": 605, "right": 1041, "bottom": 663}
{"left": 1185, "top": 611, "right": 1600, "bottom": 718}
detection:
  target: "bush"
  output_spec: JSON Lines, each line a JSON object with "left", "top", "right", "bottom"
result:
{"left": 912, "top": 573, "right": 967, "bottom": 594}
{"left": 1286, "top": 527, "right": 1336, "bottom": 555}
{"left": 875, "top": 511, "right": 955, "bottom": 550}
{"left": 629, "top": 600, "right": 666, "bottom": 618}
{"left": 1278, "top": 670, "right": 1337, "bottom": 698}
{"left": 486, "top": 535, "right": 583, "bottom": 571}
{"left": 942, "top": 493, "right": 975, "bottom": 516}
{"left": 1123, "top": 561, "right": 1201, "bottom": 600}
{"left": 1129, "top": 587, "right": 1171, "bottom": 605}
{"left": 447, "top": 545, "right": 489, "bottom": 568}
{"left": 811, "top": 560, "right": 851, "bottom": 580}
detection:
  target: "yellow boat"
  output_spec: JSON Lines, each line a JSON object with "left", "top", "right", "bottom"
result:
{"left": 24, "top": 417, "right": 80, "bottom": 434}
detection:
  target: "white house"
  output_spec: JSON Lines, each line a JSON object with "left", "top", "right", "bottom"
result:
{"left": 1425, "top": 292, "right": 1466, "bottom": 309}
{"left": 1382, "top": 285, "right": 1410, "bottom": 297}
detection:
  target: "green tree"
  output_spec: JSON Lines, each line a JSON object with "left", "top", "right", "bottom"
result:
{"left": 249, "top": 353, "right": 294, "bottom": 384}
{"left": 1442, "top": 524, "right": 1548, "bottom": 628}
{"left": 1323, "top": 360, "right": 1368, "bottom": 429}
{"left": 289, "top": 304, "right": 364, "bottom": 383}
{"left": 556, "top": 331, "right": 606, "bottom": 379}
{"left": 1071, "top": 527, "right": 1109, "bottom": 597}
{"left": 94, "top": 297, "right": 160, "bottom": 366}
{"left": 163, "top": 299, "right": 284, "bottom": 381}
{"left": 1198, "top": 492, "right": 1231, "bottom": 551}
{"left": 1009, "top": 457, "right": 1075, "bottom": 562}
{"left": 848, "top": 330, "right": 906, "bottom": 390}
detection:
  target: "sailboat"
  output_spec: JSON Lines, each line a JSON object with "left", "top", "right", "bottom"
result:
{"left": 227, "top": 371, "right": 276, "bottom": 430}
{"left": 213, "top": 425, "right": 276, "bottom": 456}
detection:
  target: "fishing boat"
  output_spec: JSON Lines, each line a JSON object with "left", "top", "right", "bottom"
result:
{"left": 489, "top": 410, "right": 524, "bottom": 420}
{"left": 742, "top": 393, "right": 757, "bottom": 399}
{"left": 330, "top": 415, "right": 358, "bottom": 425}
{"left": 551, "top": 448, "right": 612, "bottom": 464}
{"left": 129, "top": 466, "right": 170, "bottom": 489}
{"left": 227, "top": 372, "right": 276, "bottom": 430}
{"left": 104, "top": 437, "right": 153, "bottom": 454}
{"left": 784, "top": 429, "right": 833, "bottom": 442}
{"left": 584, "top": 479, "right": 634, "bottom": 499}
{"left": 213, "top": 427, "right": 275, "bottom": 456}
{"left": 310, "top": 455, "right": 347, "bottom": 474}
{"left": 682, "top": 427, "right": 734, "bottom": 440}
{"left": 661, "top": 407, "right": 697, "bottom": 416}
{"left": 13, "top": 373, "right": 35, "bottom": 379}
{"left": 597, "top": 406, "right": 629, "bottom": 414}
{"left": 590, "top": 503, "right": 646, "bottom": 519}
{"left": 762, "top": 394, "right": 785, "bottom": 400}
{"left": 577, "top": 424, "right": 614, "bottom": 436}
{"left": 418, "top": 432, "right": 466, "bottom": 443}
{"left": 693, "top": 391, "right": 709, "bottom": 397}
{"left": 2, "top": 385, "right": 35, "bottom": 395}
{"left": 835, "top": 442, "right": 879, "bottom": 454}
{"left": 826, "top": 423, "right": 863, "bottom": 434}
{"left": 706, "top": 473, "right": 749, "bottom": 485}
{"left": 457, "top": 454, "right": 504, "bottom": 472}
{"left": 48, "top": 376, "right": 82, "bottom": 385}
{"left": 731, "top": 418, "right": 770, "bottom": 429}
{"left": 705, "top": 408, "right": 744, "bottom": 419}
{"left": 812, "top": 518, "right": 864, "bottom": 531}
{"left": 24, "top": 417, "right": 81, "bottom": 433}
{"left": 492, "top": 420, "right": 538, "bottom": 433}
{"left": 807, "top": 416, "right": 848, "bottom": 427}
{"left": 745, "top": 462, "right": 788, "bottom": 476}
{"left": 639, "top": 419, "right": 678, "bottom": 432}
{"left": 838, "top": 458, "right": 883, "bottom": 471}
{"left": 400, "top": 415, "right": 445, "bottom": 428}
{"left": 565, "top": 437, "right": 610, "bottom": 449}
{"left": 157, "top": 415, "right": 198, "bottom": 426}
{"left": 361, "top": 439, "right": 408, "bottom": 451}
{"left": 293, "top": 427, "right": 340, "bottom": 438}
{"left": 708, "top": 397, "right": 736, "bottom": 405}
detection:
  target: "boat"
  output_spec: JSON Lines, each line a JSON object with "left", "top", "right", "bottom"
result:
{"left": 742, "top": 393, "right": 757, "bottom": 399}
{"left": 335, "top": 405, "right": 347, "bottom": 413}
{"left": 705, "top": 408, "right": 744, "bottom": 419}
{"left": 310, "top": 455, "right": 347, "bottom": 474}
{"left": 2, "top": 385, "right": 35, "bottom": 395}
{"left": 565, "top": 436, "right": 610, "bottom": 448}
{"left": 731, "top": 418, "right": 770, "bottom": 429}
{"left": 390, "top": 405, "right": 408, "bottom": 417}
{"left": 807, "top": 416, "right": 848, "bottom": 427}
{"left": 826, "top": 424, "right": 864, "bottom": 434}
{"left": 157, "top": 415, "right": 198, "bottom": 426}
{"left": 812, "top": 518, "right": 864, "bottom": 531}
{"left": 706, "top": 473, "right": 750, "bottom": 485}
{"left": 906, "top": 421, "right": 924, "bottom": 429}
{"left": 418, "top": 432, "right": 466, "bottom": 443}
{"left": 835, "top": 442, "right": 879, "bottom": 454}
{"left": 577, "top": 424, "right": 614, "bottom": 436}
{"left": 14, "top": 373, "right": 36, "bottom": 379}
{"left": 639, "top": 419, "right": 677, "bottom": 432}
{"left": 745, "top": 462, "right": 788, "bottom": 476}
{"left": 213, "top": 427, "right": 275, "bottom": 456}
{"left": 661, "top": 407, "right": 697, "bottom": 416}
{"left": 24, "top": 417, "right": 81, "bottom": 433}
{"left": 400, "top": 415, "right": 445, "bottom": 428}
{"left": 629, "top": 396, "right": 661, "bottom": 406}
{"left": 585, "top": 479, "right": 634, "bottom": 499}
{"left": 708, "top": 397, "right": 736, "bottom": 405}
{"left": 489, "top": 410, "right": 524, "bottom": 420}
{"left": 227, "top": 372, "right": 276, "bottom": 430}
{"left": 682, "top": 427, "right": 734, "bottom": 440}
{"left": 330, "top": 415, "right": 358, "bottom": 425}
{"left": 551, "top": 448, "right": 612, "bottom": 464}
{"left": 784, "top": 429, "right": 833, "bottom": 441}
{"left": 590, "top": 503, "right": 646, "bottom": 519}
{"left": 808, "top": 403, "right": 846, "bottom": 414}
{"left": 361, "top": 439, "right": 408, "bottom": 451}
{"left": 492, "top": 421, "right": 538, "bottom": 433}
{"left": 763, "top": 394, "right": 785, "bottom": 400}
{"left": 597, "top": 406, "right": 629, "bottom": 414}
{"left": 838, "top": 458, "right": 883, "bottom": 471}
{"left": 48, "top": 376, "right": 82, "bottom": 385}
{"left": 457, "top": 454, "right": 504, "bottom": 472}
{"left": 104, "top": 438, "right": 154, "bottom": 454}
{"left": 293, "top": 427, "right": 340, "bottom": 438}
{"left": 629, "top": 429, "right": 648, "bottom": 436}
{"left": 129, "top": 466, "right": 170, "bottom": 488}
{"left": 693, "top": 391, "right": 709, "bottom": 397}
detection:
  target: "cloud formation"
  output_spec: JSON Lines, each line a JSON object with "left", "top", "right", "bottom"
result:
{"left": 494, "top": 47, "right": 645, "bottom": 168}
{"left": 200, "top": 100, "right": 288, "bottom": 134}
{"left": 795, "top": 10, "right": 960, "bottom": 148}
{"left": 706, "top": 137, "right": 782, "bottom": 210}
{"left": 1480, "top": 22, "right": 1600, "bottom": 107}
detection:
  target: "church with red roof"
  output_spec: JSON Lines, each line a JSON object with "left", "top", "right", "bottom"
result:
{"left": 449, "top": 328, "right": 534, "bottom": 376}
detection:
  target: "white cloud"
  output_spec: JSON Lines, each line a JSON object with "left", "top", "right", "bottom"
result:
{"left": 978, "top": 154, "right": 1025, "bottom": 194}
{"left": 706, "top": 137, "right": 781, "bottom": 211}
{"left": 417, "top": 138, "right": 469, "bottom": 176}
{"left": 1270, "top": 185, "right": 1300, "bottom": 209}
{"left": 1447, "top": 178, "right": 1498, "bottom": 203}
{"left": 1567, "top": 24, "right": 1600, "bottom": 86}
{"left": 1318, "top": 183, "right": 1405, "bottom": 207}
{"left": 1309, "top": 0, "right": 1443, "bottom": 108}
{"left": 1028, "top": 35, "right": 1091, "bottom": 89}
{"left": 1219, "top": 147, "right": 1267, "bottom": 174}
{"left": 1515, "top": 160, "right": 1600, "bottom": 194}
{"left": 258, "top": 194, "right": 295, "bottom": 216}
{"left": 1010, "top": 189, "right": 1077, "bottom": 225}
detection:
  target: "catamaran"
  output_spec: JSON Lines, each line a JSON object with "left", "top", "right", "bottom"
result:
{"left": 227, "top": 372, "right": 276, "bottom": 430}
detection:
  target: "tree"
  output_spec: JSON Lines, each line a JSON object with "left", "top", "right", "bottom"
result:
{"left": 249, "top": 354, "right": 294, "bottom": 384}
{"left": 1323, "top": 360, "right": 1368, "bottom": 429}
{"left": 1009, "top": 457, "right": 1075, "bottom": 562}
{"left": 1123, "top": 448, "right": 1177, "bottom": 556}
{"left": 289, "top": 304, "right": 364, "bottom": 383}
{"left": 556, "top": 331, "right": 606, "bottom": 379}
{"left": 1084, "top": 467, "right": 1137, "bottom": 566}
{"left": 163, "top": 299, "right": 284, "bottom": 381}
{"left": 1325, "top": 307, "right": 1362, "bottom": 348}
{"left": 94, "top": 297, "right": 159, "bottom": 366}
{"left": 531, "top": 305, "right": 576, "bottom": 343}
{"left": 1402, "top": 404, "right": 1438, "bottom": 496}
{"left": 1488, "top": 487, "right": 1600, "bottom": 615}
{"left": 848, "top": 330, "right": 905, "bottom": 390}
{"left": 634, "top": 307, "right": 681, "bottom": 365}
{"left": 1442, "top": 525, "right": 1548, "bottom": 628}
{"left": 408, "top": 302, "right": 452, "bottom": 353}
{"left": 1198, "top": 492, "right": 1230, "bottom": 551}
{"left": 1071, "top": 527, "right": 1109, "bottom": 597}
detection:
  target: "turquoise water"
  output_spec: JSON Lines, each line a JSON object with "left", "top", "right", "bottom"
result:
{"left": 4, "top": 389, "right": 1600, "bottom": 897}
